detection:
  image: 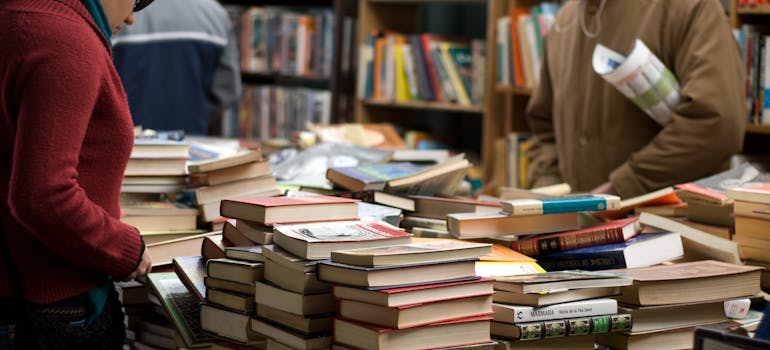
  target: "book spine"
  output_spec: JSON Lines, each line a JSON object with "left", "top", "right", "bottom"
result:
{"left": 511, "top": 226, "right": 625, "bottom": 256}
{"left": 536, "top": 250, "right": 627, "bottom": 272}
{"left": 503, "top": 195, "right": 621, "bottom": 216}
{"left": 496, "top": 299, "right": 618, "bottom": 323}
{"left": 513, "top": 313, "right": 632, "bottom": 341}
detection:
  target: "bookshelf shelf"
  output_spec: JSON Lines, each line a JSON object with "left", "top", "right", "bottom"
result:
{"left": 241, "top": 72, "right": 331, "bottom": 89}
{"left": 495, "top": 85, "right": 532, "bottom": 96}
{"left": 745, "top": 124, "right": 770, "bottom": 135}
{"left": 361, "top": 99, "right": 484, "bottom": 113}
{"left": 736, "top": 4, "right": 770, "bottom": 15}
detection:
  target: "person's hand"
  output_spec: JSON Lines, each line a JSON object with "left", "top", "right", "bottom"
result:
{"left": 590, "top": 181, "right": 616, "bottom": 195}
{"left": 123, "top": 247, "right": 152, "bottom": 281}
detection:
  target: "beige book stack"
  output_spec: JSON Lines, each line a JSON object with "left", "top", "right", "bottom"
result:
{"left": 595, "top": 260, "right": 762, "bottom": 350}
{"left": 727, "top": 185, "right": 770, "bottom": 291}
{"left": 317, "top": 240, "right": 496, "bottom": 349}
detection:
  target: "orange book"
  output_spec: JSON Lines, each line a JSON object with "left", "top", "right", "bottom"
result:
{"left": 373, "top": 36, "right": 387, "bottom": 99}
{"left": 509, "top": 7, "right": 530, "bottom": 88}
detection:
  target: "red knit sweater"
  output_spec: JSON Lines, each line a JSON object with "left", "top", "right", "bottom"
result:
{"left": 0, "top": 0, "right": 143, "bottom": 303}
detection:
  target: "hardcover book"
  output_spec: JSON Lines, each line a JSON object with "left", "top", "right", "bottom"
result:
{"left": 172, "top": 256, "right": 207, "bottom": 303}
{"left": 254, "top": 281, "right": 335, "bottom": 316}
{"left": 317, "top": 258, "right": 479, "bottom": 289}
{"left": 446, "top": 211, "right": 580, "bottom": 239}
{"left": 535, "top": 232, "right": 684, "bottom": 272}
{"left": 493, "top": 270, "right": 633, "bottom": 294}
{"left": 205, "top": 258, "right": 264, "bottom": 285}
{"left": 146, "top": 272, "right": 214, "bottom": 348}
{"left": 219, "top": 194, "right": 360, "bottom": 225}
{"left": 490, "top": 313, "right": 632, "bottom": 341}
{"left": 493, "top": 286, "right": 621, "bottom": 307}
{"left": 272, "top": 219, "right": 411, "bottom": 260}
{"left": 501, "top": 194, "right": 621, "bottom": 216}
{"left": 410, "top": 195, "right": 501, "bottom": 219}
{"left": 492, "top": 298, "right": 618, "bottom": 324}
{"left": 333, "top": 315, "right": 492, "bottom": 350}
{"left": 330, "top": 240, "right": 492, "bottom": 267}
{"left": 326, "top": 162, "right": 427, "bottom": 192}
{"left": 603, "top": 260, "right": 762, "bottom": 306}
{"left": 338, "top": 294, "right": 494, "bottom": 329}
{"left": 332, "top": 277, "right": 494, "bottom": 307}
{"left": 510, "top": 216, "right": 642, "bottom": 256}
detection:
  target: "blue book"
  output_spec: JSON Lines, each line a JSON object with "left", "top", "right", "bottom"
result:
{"left": 409, "top": 34, "right": 435, "bottom": 101}
{"left": 326, "top": 162, "right": 427, "bottom": 192}
{"left": 536, "top": 232, "right": 684, "bottom": 272}
{"left": 502, "top": 194, "right": 621, "bottom": 216}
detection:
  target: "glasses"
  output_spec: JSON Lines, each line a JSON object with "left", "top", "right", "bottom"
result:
{"left": 133, "top": 0, "right": 155, "bottom": 12}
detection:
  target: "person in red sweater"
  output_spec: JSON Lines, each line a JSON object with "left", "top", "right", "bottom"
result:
{"left": 0, "top": 0, "right": 154, "bottom": 348}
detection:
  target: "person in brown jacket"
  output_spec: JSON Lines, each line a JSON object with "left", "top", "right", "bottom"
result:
{"left": 525, "top": 0, "right": 746, "bottom": 198}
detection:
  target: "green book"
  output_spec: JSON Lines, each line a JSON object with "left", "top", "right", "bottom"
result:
{"left": 146, "top": 272, "right": 213, "bottom": 349}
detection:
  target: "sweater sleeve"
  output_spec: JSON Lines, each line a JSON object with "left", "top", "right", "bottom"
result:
{"left": 610, "top": 0, "right": 747, "bottom": 197}
{"left": 525, "top": 43, "right": 564, "bottom": 188}
{"left": 8, "top": 23, "right": 142, "bottom": 279}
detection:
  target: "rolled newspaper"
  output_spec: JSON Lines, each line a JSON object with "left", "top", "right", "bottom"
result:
{"left": 592, "top": 39, "right": 681, "bottom": 126}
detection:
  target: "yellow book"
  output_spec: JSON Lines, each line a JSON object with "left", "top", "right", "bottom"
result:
{"left": 439, "top": 42, "right": 471, "bottom": 105}
{"left": 394, "top": 36, "right": 410, "bottom": 102}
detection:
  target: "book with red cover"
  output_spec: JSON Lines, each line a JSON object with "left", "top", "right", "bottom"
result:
{"left": 337, "top": 294, "right": 494, "bottom": 329}
{"left": 219, "top": 194, "right": 359, "bottom": 224}
{"left": 332, "top": 277, "right": 495, "bottom": 307}
{"left": 510, "top": 217, "right": 641, "bottom": 256}
{"left": 333, "top": 315, "right": 492, "bottom": 350}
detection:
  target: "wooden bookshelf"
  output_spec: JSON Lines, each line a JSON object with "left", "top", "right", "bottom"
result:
{"left": 362, "top": 99, "right": 484, "bottom": 113}
{"left": 745, "top": 124, "right": 770, "bottom": 135}
{"left": 735, "top": 4, "right": 770, "bottom": 15}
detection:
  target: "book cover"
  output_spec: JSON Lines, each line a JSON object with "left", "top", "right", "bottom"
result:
{"left": 332, "top": 277, "right": 494, "bottom": 307}
{"left": 491, "top": 313, "right": 632, "bottom": 341}
{"left": 330, "top": 240, "right": 492, "bottom": 267}
{"left": 675, "top": 163, "right": 768, "bottom": 205}
{"left": 172, "top": 256, "right": 207, "bottom": 303}
{"left": 535, "top": 232, "right": 683, "bottom": 272}
{"left": 317, "top": 258, "right": 479, "bottom": 289}
{"left": 492, "top": 298, "right": 618, "bottom": 324}
{"left": 146, "top": 272, "right": 214, "bottom": 348}
{"left": 274, "top": 219, "right": 409, "bottom": 243}
{"left": 510, "top": 216, "right": 641, "bottom": 256}
{"left": 502, "top": 194, "right": 621, "bottom": 216}
{"left": 493, "top": 270, "right": 633, "bottom": 294}
{"left": 224, "top": 193, "right": 358, "bottom": 208}
{"left": 326, "top": 162, "right": 427, "bottom": 191}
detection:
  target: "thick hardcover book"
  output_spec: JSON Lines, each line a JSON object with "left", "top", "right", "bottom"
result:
{"left": 492, "top": 298, "right": 618, "bottom": 324}
{"left": 491, "top": 313, "right": 632, "bottom": 341}
{"left": 332, "top": 277, "right": 494, "bottom": 307}
{"left": 338, "top": 294, "right": 494, "bottom": 329}
{"left": 535, "top": 232, "right": 683, "bottom": 272}
{"left": 501, "top": 194, "right": 621, "bottom": 216}
{"left": 493, "top": 270, "right": 633, "bottom": 294}
{"left": 272, "top": 219, "right": 411, "bottom": 260}
{"left": 219, "top": 194, "right": 359, "bottom": 225}
{"left": 330, "top": 240, "right": 492, "bottom": 267}
{"left": 317, "top": 258, "right": 479, "bottom": 289}
{"left": 510, "top": 216, "right": 641, "bottom": 256}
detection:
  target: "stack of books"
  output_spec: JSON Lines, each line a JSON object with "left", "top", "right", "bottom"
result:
{"left": 596, "top": 260, "right": 763, "bottom": 350}
{"left": 490, "top": 270, "right": 634, "bottom": 349}
{"left": 184, "top": 141, "right": 281, "bottom": 224}
{"left": 726, "top": 184, "right": 770, "bottom": 290}
{"left": 402, "top": 195, "right": 501, "bottom": 239}
{"left": 123, "top": 136, "right": 190, "bottom": 193}
{"left": 319, "top": 240, "right": 497, "bottom": 349}
{"left": 511, "top": 216, "right": 685, "bottom": 271}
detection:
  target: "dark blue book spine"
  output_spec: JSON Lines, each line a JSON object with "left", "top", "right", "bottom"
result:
{"left": 409, "top": 35, "right": 434, "bottom": 101}
{"left": 536, "top": 250, "right": 627, "bottom": 271}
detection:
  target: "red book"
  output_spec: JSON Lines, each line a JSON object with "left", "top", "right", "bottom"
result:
{"left": 510, "top": 217, "right": 641, "bottom": 256}
{"left": 334, "top": 315, "right": 492, "bottom": 350}
{"left": 219, "top": 195, "right": 359, "bottom": 225}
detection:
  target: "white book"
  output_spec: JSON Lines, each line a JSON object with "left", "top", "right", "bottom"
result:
{"left": 492, "top": 298, "right": 617, "bottom": 324}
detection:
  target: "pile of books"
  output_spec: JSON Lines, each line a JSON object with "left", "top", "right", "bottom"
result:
{"left": 490, "top": 270, "right": 634, "bottom": 349}
{"left": 596, "top": 260, "right": 762, "bottom": 350}
{"left": 727, "top": 184, "right": 770, "bottom": 290}
{"left": 319, "top": 240, "right": 497, "bottom": 349}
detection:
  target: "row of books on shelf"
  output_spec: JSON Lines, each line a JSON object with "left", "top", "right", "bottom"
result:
{"left": 496, "top": 2, "right": 561, "bottom": 88}
{"left": 737, "top": 24, "right": 770, "bottom": 125}
{"left": 231, "top": 85, "right": 332, "bottom": 140}
{"left": 228, "top": 6, "right": 336, "bottom": 78}
{"left": 357, "top": 31, "right": 487, "bottom": 106}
